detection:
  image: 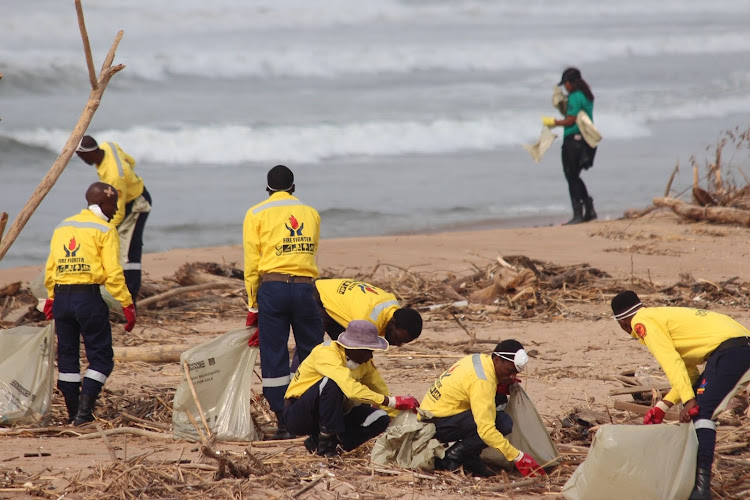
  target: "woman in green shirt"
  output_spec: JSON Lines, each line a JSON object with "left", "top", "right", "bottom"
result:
{"left": 546, "top": 67, "right": 597, "bottom": 224}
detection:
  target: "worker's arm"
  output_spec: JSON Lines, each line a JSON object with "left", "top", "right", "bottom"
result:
{"left": 468, "top": 379, "right": 520, "bottom": 461}
{"left": 242, "top": 210, "right": 261, "bottom": 309}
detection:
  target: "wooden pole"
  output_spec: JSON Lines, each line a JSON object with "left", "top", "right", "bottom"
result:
{"left": 0, "top": 5, "right": 125, "bottom": 264}
{"left": 75, "top": 0, "right": 98, "bottom": 90}
{"left": 0, "top": 213, "right": 8, "bottom": 244}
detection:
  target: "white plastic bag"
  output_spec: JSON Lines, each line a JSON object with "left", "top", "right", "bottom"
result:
{"left": 370, "top": 409, "right": 445, "bottom": 470}
{"left": 0, "top": 324, "right": 55, "bottom": 425}
{"left": 562, "top": 423, "right": 697, "bottom": 500}
{"left": 172, "top": 327, "right": 259, "bottom": 441}
{"left": 481, "top": 384, "right": 560, "bottom": 468}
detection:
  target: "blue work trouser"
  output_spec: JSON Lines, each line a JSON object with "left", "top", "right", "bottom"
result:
{"left": 54, "top": 289, "right": 114, "bottom": 397}
{"left": 282, "top": 378, "right": 390, "bottom": 451}
{"left": 257, "top": 281, "right": 324, "bottom": 412}
{"left": 433, "top": 409, "right": 514, "bottom": 457}
{"left": 123, "top": 187, "right": 151, "bottom": 304}
{"left": 692, "top": 337, "right": 750, "bottom": 469}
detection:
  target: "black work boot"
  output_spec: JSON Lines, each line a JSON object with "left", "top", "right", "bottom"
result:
{"left": 271, "top": 411, "right": 295, "bottom": 440}
{"left": 583, "top": 197, "right": 597, "bottom": 222}
{"left": 689, "top": 467, "right": 712, "bottom": 500}
{"left": 73, "top": 393, "right": 97, "bottom": 426}
{"left": 57, "top": 381, "right": 80, "bottom": 424}
{"left": 304, "top": 433, "right": 319, "bottom": 453}
{"left": 316, "top": 433, "right": 340, "bottom": 457}
{"left": 564, "top": 199, "right": 585, "bottom": 225}
{"left": 63, "top": 394, "right": 79, "bottom": 424}
{"left": 435, "top": 441, "right": 493, "bottom": 477}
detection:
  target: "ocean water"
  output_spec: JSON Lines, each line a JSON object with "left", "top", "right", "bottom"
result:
{"left": 2, "top": 0, "right": 750, "bottom": 268}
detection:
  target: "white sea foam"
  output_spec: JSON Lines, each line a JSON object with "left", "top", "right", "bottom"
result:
{"left": 6, "top": 110, "right": 651, "bottom": 165}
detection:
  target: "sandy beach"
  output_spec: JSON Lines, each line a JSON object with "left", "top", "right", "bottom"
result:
{"left": 1, "top": 211, "right": 750, "bottom": 498}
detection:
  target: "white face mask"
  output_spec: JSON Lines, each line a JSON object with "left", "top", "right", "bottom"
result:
{"left": 88, "top": 204, "right": 109, "bottom": 222}
{"left": 346, "top": 359, "right": 361, "bottom": 370}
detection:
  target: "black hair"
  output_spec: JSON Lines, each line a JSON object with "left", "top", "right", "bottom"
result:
{"left": 493, "top": 339, "right": 523, "bottom": 355}
{"left": 393, "top": 307, "right": 422, "bottom": 339}
{"left": 267, "top": 164, "right": 294, "bottom": 192}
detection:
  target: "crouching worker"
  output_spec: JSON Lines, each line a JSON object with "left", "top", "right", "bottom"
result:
{"left": 282, "top": 320, "right": 420, "bottom": 456}
{"left": 420, "top": 339, "right": 547, "bottom": 478}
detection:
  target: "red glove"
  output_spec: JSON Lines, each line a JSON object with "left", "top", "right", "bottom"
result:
{"left": 246, "top": 310, "right": 258, "bottom": 327}
{"left": 123, "top": 304, "right": 137, "bottom": 332}
{"left": 44, "top": 299, "right": 54, "bottom": 320}
{"left": 688, "top": 405, "right": 700, "bottom": 417}
{"left": 514, "top": 451, "right": 546, "bottom": 477}
{"left": 388, "top": 395, "right": 420, "bottom": 412}
{"left": 248, "top": 328, "right": 260, "bottom": 347}
{"left": 643, "top": 401, "right": 669, "bottom": 425}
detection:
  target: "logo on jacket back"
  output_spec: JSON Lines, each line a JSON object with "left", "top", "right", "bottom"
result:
{"left": 64, "top": 237, "right": 79, "bottom": 257}
{"left": 285, "top": 215, "right": 304, "bottom": 236}
{"left": 357, "top": 284, "right": 379, "bottom": 295}
{"left": 277, "top": 214, "right": 315, "bottom": 256}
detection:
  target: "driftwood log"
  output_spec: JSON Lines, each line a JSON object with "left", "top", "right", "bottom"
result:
{"left": 113, "top": 343, "right": 200, "bottom": 363}
{"left": 653, "top": 197, "right": 750, "bottom": 226}
{"left": 469, "top": 268, "right": 537, "bottom": 304}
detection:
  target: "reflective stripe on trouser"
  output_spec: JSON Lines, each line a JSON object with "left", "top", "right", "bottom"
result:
{"left": 282, "top": 377, "right": 389, "bottom": 452}
{"left": 257, "top": 281, "right": 325, "bottom": 412}
{"left": 53, "top": 292, "right": 114, "bottom": 397}
{"left": 693, "top": 343, "right": 750, "bottom": 469}
{"left": 433, "top": 409, "right": 514, "bottom": 457}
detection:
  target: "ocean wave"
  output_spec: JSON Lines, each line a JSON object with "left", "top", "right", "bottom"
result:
{"left": 3, "top": 30, "right": 750, "bottom": 85}
{"left": 3, "top": 112, "right": 649, "bottom": 165}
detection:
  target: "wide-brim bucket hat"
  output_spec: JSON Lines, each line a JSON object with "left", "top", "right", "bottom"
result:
{"left": 335, "top": 320, "right": 389, "bottom": 351}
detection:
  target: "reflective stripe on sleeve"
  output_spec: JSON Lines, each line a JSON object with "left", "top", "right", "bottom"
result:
{"left": 472, "top": 353, "right": 487, "bottom": 380}
{"left": 123, "top": 262, "right": 142, "bottom": 270}
{"left": 369, "top": 300, "right": 399, "bottom": 323}
{"left": 319, "top": 377, "right": 329, "bottom": 394}
{"left": 262, "top": 375, "right": 291, "bottom": 388}
{"left": 107, "top": 142, "right": 124, "bottom": 177}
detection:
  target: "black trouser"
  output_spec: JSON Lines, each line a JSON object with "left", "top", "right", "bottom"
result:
{"left": 433, "top": 409, "right": 514, "bottom": 457}
{"left": 282, "top": 378, "right": 390, "bottom": 451}
{"left": 692, "top": 336, "right": 750, "bottom": 469}
{"left": 561, "top": 135, "right": 592, "bottom": 204}
{"left": 123, "top": 187, "right": 151, "bottom": 304}
{"left": 312, "top": 286, "right": 346, "bottom": 340}
{"left": 53, "top": 285, "right": 114, "bottom": 399}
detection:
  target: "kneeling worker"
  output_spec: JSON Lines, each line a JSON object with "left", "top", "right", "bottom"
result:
{"left": 44, "top": 182, "right": 136, "bottom": 425}
{"left": 420, "top": 339, "right": 547, "bottom": 478}
{"left": 282, "top": 320, "right": 420, "bottom": 456}
{"left": 314, "top": 278, "right": 422, "bottom": 347}
{"left": 611, "top": 291, "right": 750, "bottom": 500}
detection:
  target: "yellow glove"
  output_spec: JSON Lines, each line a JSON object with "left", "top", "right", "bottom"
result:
{"left": 542, "top": 116, "right": 557, "bottom": 127}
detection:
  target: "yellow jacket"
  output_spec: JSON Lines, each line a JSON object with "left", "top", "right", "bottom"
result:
{"left": 285, "top": 341, "right": 395, "bottom": 416}
{"left": 243, "top": 192, "right": 320, "bottom": 308}
{"left": 315, "top": 278, "right": 399, "bottom": 334}
{"left": 420, "top": 353, "right": 520, "bottom": 461}
{"left": 630, "top": 307, "right": 750, "bottom": 404}
{"left": 44, "top": 209, "right": 133, "bottom": 307}
{"left": 95, "top": 142, "right": 144, "bottom": 227}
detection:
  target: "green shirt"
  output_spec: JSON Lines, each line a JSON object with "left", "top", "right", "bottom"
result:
{"left": 564, "top": 90, "right": 593, "bottom": 138}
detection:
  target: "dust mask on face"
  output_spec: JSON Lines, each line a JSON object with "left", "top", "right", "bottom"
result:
{"left": 88, "top": 204, "right": 109, "bottom": 222}
{"left": 346, "top": 359, "right": 361, "bottom": 370}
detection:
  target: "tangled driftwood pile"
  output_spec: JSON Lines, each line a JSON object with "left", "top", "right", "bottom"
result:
{"left": 628, "top": 126, "right": 750, "bottom": 228}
